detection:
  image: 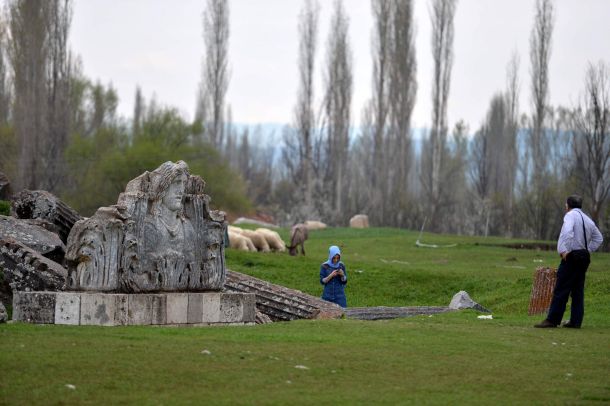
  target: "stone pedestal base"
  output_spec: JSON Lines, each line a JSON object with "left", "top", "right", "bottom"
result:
{"left": 12, "top": 291, "right": 256, "bottom": 326}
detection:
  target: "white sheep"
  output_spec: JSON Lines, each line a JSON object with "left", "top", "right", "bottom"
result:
{"left": 240, "top": 229, "right": 271, "bottom": 252}
{"left": 228, "top": 230, "right": 252, "bottom": 251}
{"left": 256, "top": 228, "right": 287, "bottom": 252}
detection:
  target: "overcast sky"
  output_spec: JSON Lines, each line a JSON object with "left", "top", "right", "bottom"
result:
{"left": 71, "top": 0, "right": 610, "bottom": 133}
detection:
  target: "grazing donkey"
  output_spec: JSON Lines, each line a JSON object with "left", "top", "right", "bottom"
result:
{"left": 287, "top": 223, "right": 308, "bottom": 256}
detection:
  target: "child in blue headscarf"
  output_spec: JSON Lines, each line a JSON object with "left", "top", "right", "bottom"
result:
{"left": 320, "top": 245, "right": 348, "bottom": 308}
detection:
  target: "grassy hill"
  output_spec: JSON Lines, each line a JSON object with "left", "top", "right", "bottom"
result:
{"left": 228, "top": 227, "right": 610, "bottom": 319}
{"left": 1, "top": 227, "right": 609, "bottom": 404}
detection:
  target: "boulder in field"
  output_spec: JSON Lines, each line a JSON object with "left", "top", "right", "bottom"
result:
{"left": 349, "top": 214, "right": 369, "bottom": 228}
{"left": 449, "top": 290, "right": 491, "bottom": 313}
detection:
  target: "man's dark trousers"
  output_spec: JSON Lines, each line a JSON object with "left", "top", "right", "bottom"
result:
{"left": 547, "top": 250, "right": 590, "bottom": 326}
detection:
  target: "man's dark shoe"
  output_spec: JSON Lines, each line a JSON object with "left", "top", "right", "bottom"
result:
{"left": 562, "top": 321, "right": 581, "bottom": 329}
{"left": 534, "top": 319, "right": 557, "bottom": 328}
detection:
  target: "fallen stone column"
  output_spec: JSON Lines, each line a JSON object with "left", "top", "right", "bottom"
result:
{"left": 0, "top": 239, "right": 67, "bottom": 293}
{"left": 224, "top": 269, "right": 344, "bottom": 321}
{"left": 11, "top": 190, "right": 83, "bottom": 243}
{"left": 345, "top": 306, "right": 452, "bottom": 320}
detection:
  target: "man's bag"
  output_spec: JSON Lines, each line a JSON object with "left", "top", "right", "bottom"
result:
{"left": 528, "top": 267, "right": 557, "bottom": 315}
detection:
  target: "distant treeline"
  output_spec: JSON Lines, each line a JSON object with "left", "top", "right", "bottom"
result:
{"left": 0, "top": 0, "right": 607, "bottom": 250}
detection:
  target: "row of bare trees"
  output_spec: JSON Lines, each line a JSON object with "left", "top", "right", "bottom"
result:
{"left": 0, "top": 0, "right": 607, "bottom": 247}
{"left": 220, "top": 0, "right": 607, "bottom": 247}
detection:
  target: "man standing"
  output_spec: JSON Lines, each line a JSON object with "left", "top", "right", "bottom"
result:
{"left": 535, "top": 195, "right": 603, "bottom": 328}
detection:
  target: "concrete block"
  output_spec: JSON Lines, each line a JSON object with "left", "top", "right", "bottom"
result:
{"left": 55, "top": 293, "right": 81, "bottom": 325}
{"left": 80, "top": 293, "right": 128, "bottom": 326}
{"left": 13, "top": 292, "right": 56, "bottom": 324}
{"left": 202, "top": 293, "right": 222, "bottom": 323}
{"left": 166, "top": 293, "right": 188, "bottom": 324}
{"left": 187, "top": 293, "right": 204, "bottom": 324}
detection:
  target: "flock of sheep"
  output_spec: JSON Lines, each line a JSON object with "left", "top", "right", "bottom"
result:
{"left": 226, "top": 215, "right": 369, "bottom": 255}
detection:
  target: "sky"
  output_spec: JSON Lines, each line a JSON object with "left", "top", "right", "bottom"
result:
{"left": 71, "top": 0, "right": 610, "bottom": 134}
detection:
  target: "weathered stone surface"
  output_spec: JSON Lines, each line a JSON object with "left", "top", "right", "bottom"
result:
{"left": 255, "top": 310, "right": 273, "bottom": 324}
{"left": 187, "top": 293, "right": 204, "bottom": 323}
{"left": 187, "top": 292, "right": 256, "bottom": 324}
{"left": 0, "top": 172, "right": 11, "bottom": 200}
{"left": 55, "top": 292, "right": 81, "bottom": 325}
{"left": 80, "top": 293, "right": 128, "bottom": 326}
{"left": 13, "top": 291, "right": 255, "bottom": 326}
{"left": 0, "top": 239, "right": 67, "bottom": 293}
{"left": 0, "top": 301, "right": 7, "bottom": 323}
{"left": 224, "top": 269, "right": 344, "bottom": 321}
{"left": 345, "top": 306, "right": 452, "bottom": 320}
{"left": 128, "top": 294, "right": 154, "bottom": 325}
{"left": 11, "top": 190, "right": 82, "bottom": 243}
{"left": 66, "top": 161, "right": 226, "bottom": 293}
{"left": 12, "top": 291, "right": 56, "bottom": 323}
{"left": 201, "top": 292, "right": 221, "bottom": 323}
{"left": 0, "top": 215, "right": 65, "bottom": 262}
{"left": 448, "top": 291, "right": 491, "bottom": 313}
{"left": 166, "top": 293, "right": 188, "bottom": 324}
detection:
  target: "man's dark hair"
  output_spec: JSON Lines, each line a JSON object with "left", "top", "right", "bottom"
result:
{"left": 566, "top": 195, "right": 583, "bottom": 209}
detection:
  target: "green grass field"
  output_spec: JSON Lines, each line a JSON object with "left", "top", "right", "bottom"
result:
{"left": 1, "top": 227, "right": 609, "bottom": 405}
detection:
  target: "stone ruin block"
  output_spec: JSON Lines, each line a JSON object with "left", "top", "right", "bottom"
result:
{"left": 80, "top": 293, "right": 128, "bottom": 326}
{"left": 55, "top": 292, "right": 81, "bottom": 325}
{"left": 127, "top": 294, "right": 167, "bottom": 325}
{"left": 12, "top": 292, "right": 57, "bottom": 324}
{"left": 166, "top": 293, "right": 189, "bottom": 324}
{"left": 11, "top": 190, "right": 83, "bottom": 244}
{"left": 65, "top": 161, "right": 227, "bottom": 293}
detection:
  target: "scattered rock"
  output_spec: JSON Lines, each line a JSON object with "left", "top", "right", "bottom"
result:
{"left": 0, "top": 239, "right": 67, "bottom": 293}
{"left": 0, "top": 215, "right": 66, "bottom": 263}
{"left": 0, "top": 301, "right": 7, "bottom": 323}
{"left": 448, "top": 291, "right": 491, "bottom": 313}
{"left": 11, "top": 190, "right": 83, "bottom": 244}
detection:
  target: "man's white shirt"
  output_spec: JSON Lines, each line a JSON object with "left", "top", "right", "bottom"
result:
{"left": 557, "top": 208, "right": 603, "bottom": 255}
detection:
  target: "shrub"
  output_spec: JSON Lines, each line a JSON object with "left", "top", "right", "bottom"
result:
{"left": 0, "top": 200, "right": 9, "bottom": 216}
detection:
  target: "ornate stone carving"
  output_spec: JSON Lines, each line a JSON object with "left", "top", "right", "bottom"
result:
{"left": 65, "top": 161, "right": 226, "bottom": 293}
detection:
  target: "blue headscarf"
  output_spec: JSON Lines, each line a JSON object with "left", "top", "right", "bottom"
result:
{"left": 323, "top": 245, "right": 342, "bottom": 269}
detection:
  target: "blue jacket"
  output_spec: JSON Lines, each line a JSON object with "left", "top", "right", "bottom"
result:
{"left": 320, "top": 246, "right": 347, "bottom": 307}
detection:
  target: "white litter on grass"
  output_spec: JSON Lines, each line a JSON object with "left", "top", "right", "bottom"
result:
{"left": 294, "top": 365, "right": 309, "bottom": 370}
{"left": 552, "top": 342, "right": 558, "bottom": 346}
{"left": 65, "top": 384, "right": 76, "bottom": 390}
{"left": 477, "top": 315, "right": 493, "bottom": 319}
{"left": 566, "top": 373, "right": 573, "bottom": 377}
{"left": 380, "top": 259, "right": 411, "bottom": 265}
{"left": 355, "top": 270, "right": 364, "bottom": 273}
{"left": 201, "top": 349, "right": 211, "bottom": 355}
{"left": 286, "top": 380, "right": 292, "bottom": 384}
{"left": 533, "top": 259, "right": 544, "bottom": 263}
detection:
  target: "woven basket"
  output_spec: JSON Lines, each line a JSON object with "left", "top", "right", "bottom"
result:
{"left": 527, "top": 266, "right": 557, "bottom": 315}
